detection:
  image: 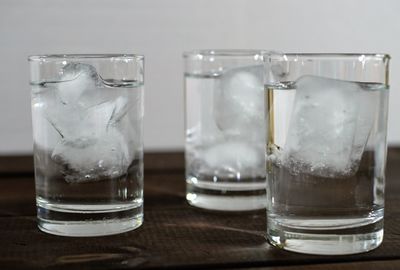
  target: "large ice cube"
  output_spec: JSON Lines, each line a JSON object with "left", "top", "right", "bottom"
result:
{"left": 214, "top": 65, "right": 265, "bottom": 139}
{"left": 283, "top": 75, "right": 376, "bottom": 177}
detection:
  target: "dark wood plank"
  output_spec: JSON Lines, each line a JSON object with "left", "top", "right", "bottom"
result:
{"left": 0, "top": 155, "right": 34, "bottom": 174}
{"left": 0, "top": 148, "right": 399, "bottom": 269}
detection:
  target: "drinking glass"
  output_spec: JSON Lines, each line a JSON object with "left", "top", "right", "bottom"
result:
{"left": 29, "top": 54, "right": 144, "bottom": 236}
{"left": 264, "top": 53, "right": 390, "bottom": 254}
{"left": 184, "top": 50, "right": 267, "bottom": 211}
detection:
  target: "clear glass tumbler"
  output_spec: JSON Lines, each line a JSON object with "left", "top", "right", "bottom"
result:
{"left": 29, "top": 54, "right": 144, "bottom": 236}
{"left": 264, "top": 53, "right": 390, "bottom": 254}
{"left": 184, "top": 50, "right": 267, "bottom": 211}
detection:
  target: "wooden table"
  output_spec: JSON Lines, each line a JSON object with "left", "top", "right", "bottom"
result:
{"left": 1, "top": 150, "right": 399, "bottom": 269}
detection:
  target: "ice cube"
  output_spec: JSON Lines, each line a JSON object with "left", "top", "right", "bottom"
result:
{"left": 202, "top": 141, "right": 265, "bottom": 178}
{"left": 47, "top": 62, "right": 130, "bottom": 139}
{"left": 57, "top": 63, "right": 100, "bottom": 105}
{"left": 78, "top": 95, "right": 130, "bottom": 138}
{"left": 41, "top": 63, "right": 101, "bottom": 140}
{"left": 214, "top": 65, "right": 265, "bottom": 139}
{"left": 50, "top": 97, "right": 133, "bottom": 183}
{"left": 52, "top": 128, "right": 131, "bottom": 183}
{"left": 283, "top": 75, "right": 376, "bottom": 177}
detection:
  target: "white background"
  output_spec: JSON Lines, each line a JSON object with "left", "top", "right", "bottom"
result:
{"left": 0, "top": 0, "right": 399, "bottom": 154}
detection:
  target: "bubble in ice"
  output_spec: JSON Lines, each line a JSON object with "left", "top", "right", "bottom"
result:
{"left": 42, "top": 62, "right": 133, "bottom": 182}
{"left": 202, "top": 141, "right": 265, "bottom": 178}
{"left": 283, "top": 75, "right": 377, "bottom": 177}
{"left": 213, "top": 65, "right": 265, "bottom": 139}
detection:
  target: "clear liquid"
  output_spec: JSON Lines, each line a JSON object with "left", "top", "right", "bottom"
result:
{"left": 185, "top": 73, "right": 266, "bottom": 211}
{"left": 31, "top": 79, "right": 144, "bottom": 236}
{"left": 265, "top": 80, "right": 388, "bottom": 254}
{"left": 35, "top": 147, "right": 143, "bottom": 219}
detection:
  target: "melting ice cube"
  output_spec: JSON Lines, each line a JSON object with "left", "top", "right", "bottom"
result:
{"left": 283, "top": 75, "right": 377, "bottom": 177}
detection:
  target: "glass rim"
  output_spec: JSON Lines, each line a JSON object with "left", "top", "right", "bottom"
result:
{"left": 28, "top": 54, "right": 144, "bottom": 62}
{"left": 266, "top": 52, "right": 390, "bottom": 60}
{"left": 183, "top": 49, "right": 269, "bottom": 58}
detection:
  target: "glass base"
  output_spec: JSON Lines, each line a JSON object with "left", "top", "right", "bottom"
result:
{"left": 38, "top": 216, "right": 143, "bottom": 237}
{"left": 187, "top": 193, "right": 266, "bottom": 211}
{"left": 267, "top": 216, "right": 384, "bottom": 255}
{"left": 37, "top": 199, "right": 143, "bottom": 237}
{"left": 186, "top": 182, "right": 266, "bottom": 211}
